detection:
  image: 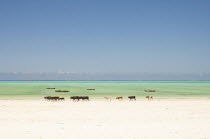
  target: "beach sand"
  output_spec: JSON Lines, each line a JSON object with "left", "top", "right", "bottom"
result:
{"left": 0, "top": 98, "right": 210, "bottom": 139}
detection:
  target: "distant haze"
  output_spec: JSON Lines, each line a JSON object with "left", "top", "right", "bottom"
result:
{"left": 0, "top": 0, "right": 210, "bottom": 80}
{"left": 0, "top": 72, "right": 210, "bottom": 81}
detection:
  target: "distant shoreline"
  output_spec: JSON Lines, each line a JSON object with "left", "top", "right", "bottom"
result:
{"left": 0, "top": 80, "right": 210, "bottom": 81}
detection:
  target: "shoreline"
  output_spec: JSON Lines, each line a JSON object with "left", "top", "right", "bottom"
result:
{"left": 1, "top": 96, "right": 210, "bottom": 101}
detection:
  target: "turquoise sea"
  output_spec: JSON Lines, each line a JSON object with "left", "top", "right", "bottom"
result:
{"left": 0, "top": 81, "right": 210, "bottom": 98}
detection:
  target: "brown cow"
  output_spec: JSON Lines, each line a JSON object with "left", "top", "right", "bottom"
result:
{"left": 146, "top": 96, "right": 153, "bottom": 100}
{"left": 116, "top": 97, "right": 123, "bottom": 100}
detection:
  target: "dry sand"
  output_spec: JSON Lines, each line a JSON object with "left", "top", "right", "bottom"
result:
{"left": 0, "top": 98, "right": 210, "bottom": 139}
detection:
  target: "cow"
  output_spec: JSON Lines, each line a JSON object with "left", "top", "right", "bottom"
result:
{"left": 81, "top": 96, "right": 89, "bottom": 101}
{"left": 59, "top": 97, "right": 65, "bottom": 101}
{"left": 146, "top": 96, "right": 153, "bottom": 100}
{"left": 44, "top": 96, "right": 60, "bottom": 101}
{"left": 70, "top": 96, "right": 80, "bottom": 101}
{"left": 51, "top": 96, "right": 60, "bottom": 101}
{"left": 70, "top": 96, "right": 89, "bottom": 101}
{"left": 44, "top": 96, "right": 51, "bottom": 101}
{"left": 104, "top": 96, "right": 112, "bottom": 101}
{"left": 116, "top": 97, "right": 123, "bottom": 100}
{"left": 128, "top": 96, "right": 136, "bottom": 101}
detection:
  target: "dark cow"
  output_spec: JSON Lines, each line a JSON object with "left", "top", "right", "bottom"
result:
{"left": 51, "top": 96, "right": 60, "bottom": 101}
{"left": 44, "top": 96, "right": 60, "bottom": 101}
{"left": 45, "top": 96, "right": 59, "bottom": 101}
{"left": 59, "top": 97, "right": 65, "bottom": 101}
{"left": 70, "top": 96, "right": 89, "bottom": 101}
{"left": 128, "top": 96, "right": 136, "bottom": 101}
{"left": 81, "top": 96, "right": 89, "bottom": 101}
{"left": 116, "top": 97, "right": 123, "bottom": 100}
{"left": 70, "top": 96, "right": 80, "bottom": 101}
{"left": 44, "top": 96, "right": 51, "bottom": 101}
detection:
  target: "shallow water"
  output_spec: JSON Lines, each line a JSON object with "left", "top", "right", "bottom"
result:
{"left": 0, "top": 81, "right": 210, "bottom": 98}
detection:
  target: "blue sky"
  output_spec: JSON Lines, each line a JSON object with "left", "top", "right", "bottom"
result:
{"left": 0, "top": 0, "right": 210, "bottom": 80}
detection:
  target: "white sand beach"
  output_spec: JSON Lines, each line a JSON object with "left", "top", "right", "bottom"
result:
{"left": 0, "top": 98, "right": 210, "bottom": 139}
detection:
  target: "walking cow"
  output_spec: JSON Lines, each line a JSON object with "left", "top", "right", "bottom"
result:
{"left": 128, "top": 96, "right": 136, "bottom": 101}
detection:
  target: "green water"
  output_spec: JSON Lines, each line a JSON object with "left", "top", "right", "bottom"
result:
{"left": 0, "top": 81, "right": 210, "bottom": 98}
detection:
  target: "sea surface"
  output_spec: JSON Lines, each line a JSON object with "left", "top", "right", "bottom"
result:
{"left": 0, "top": 81, "right": 210, "bottom": 98}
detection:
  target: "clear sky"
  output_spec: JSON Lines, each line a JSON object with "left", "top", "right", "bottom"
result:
{"left": 0, "top": 0, "right": 210, "bottom": 80}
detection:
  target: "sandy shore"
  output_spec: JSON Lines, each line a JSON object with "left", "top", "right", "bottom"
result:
{"left": 0, "top": 98, "right": 210, "bottom": 139}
